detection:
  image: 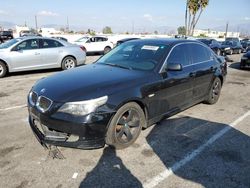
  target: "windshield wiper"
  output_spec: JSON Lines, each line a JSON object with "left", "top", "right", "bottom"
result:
{"left": 103, "top": 63, "right": 133, "bottom": 70}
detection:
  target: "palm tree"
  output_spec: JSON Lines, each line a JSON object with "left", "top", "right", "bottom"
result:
{"left": 186, "top": 0, "right": 209, "bottom": 36}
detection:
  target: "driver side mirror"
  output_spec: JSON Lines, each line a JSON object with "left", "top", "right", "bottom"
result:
{"left": 167, "top": 63, "right": 182, "bottom": 71}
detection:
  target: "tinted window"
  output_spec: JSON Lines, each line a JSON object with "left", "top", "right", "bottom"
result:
{"left": 16, "top": 39, "right": 39, "bottom": 50}
{"left": 96, "top": 37, "right": 108, "bottom": 42}
{"left": 168, "top": 44, "right": 189, "bottom": 66}
{"left": 189, "top": 43, "right": 211, "bottom": 63}
{"left": 41, "top": 39, "right": 63, "bottom": 48}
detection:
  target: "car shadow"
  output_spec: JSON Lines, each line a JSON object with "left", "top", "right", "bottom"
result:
{"left": 229, "top": 62, "right": 250, "bottom": 71}
{"left": 79, "top": 146, "right": 143, "bottom": 188}
{"left": 146, "top": 116, "right": 250, "bottom": 188}
{"left": 79, "top": 115, "right": 250, "bottom": 188}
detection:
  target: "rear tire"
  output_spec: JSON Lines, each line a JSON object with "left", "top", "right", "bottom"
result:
{"left": 61, "top": 56, "right": 76, "bottom": 70}
{"left": 105, "top": 102, "right": 145, "bottom": 149}
{"left": 205, "top": 77, "right": 222, "bottom": 105}
{"left": 0, "top": 61, "right": 7, "bottom": 78}
{"left": 104, "top": 46, "right": 111, "bottom": 54}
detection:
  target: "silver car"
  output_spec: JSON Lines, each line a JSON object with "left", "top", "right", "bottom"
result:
{"left": 0, "top": 37, "right": 86, "bottom": 78}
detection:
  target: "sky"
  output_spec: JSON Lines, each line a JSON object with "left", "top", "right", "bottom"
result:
{"left": 0, "top": 0, "right": 250, "bottom": 33}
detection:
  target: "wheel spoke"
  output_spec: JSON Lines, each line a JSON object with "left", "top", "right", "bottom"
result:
{"left": 117, "top": 127, "right": 125, "bottom": 140}
{"left": 126, "top": 110, "right": 136, "bottom": 122}
{"left": 124, "top": 126, "right": 133, "bottom": 141}
{"left": 128, "top": 119, "right": 140, "bottom": 127}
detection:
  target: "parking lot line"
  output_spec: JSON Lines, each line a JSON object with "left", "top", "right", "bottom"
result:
{"left": 143, "top": 110, "right": 250, "bottom": 188}
{"left": 0, "top": 104, "right": 27, "bottom": 111}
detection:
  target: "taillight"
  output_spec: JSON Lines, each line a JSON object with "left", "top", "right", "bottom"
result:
{"left": 80, "top": 46, "right": 86, "bottom": 52}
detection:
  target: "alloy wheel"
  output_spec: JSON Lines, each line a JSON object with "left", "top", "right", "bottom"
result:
{"left": 115, "top": 109, "right": 141, "bottom": 144}
{"left": 64, "top": 59, "right": 75, "bottom": 69}
{"left": 212, "top": 80, "right": 220, "bottom": 100}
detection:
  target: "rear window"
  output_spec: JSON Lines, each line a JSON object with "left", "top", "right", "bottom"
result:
{"left": 41, "top": 39, "right": 63, "bottom": 48}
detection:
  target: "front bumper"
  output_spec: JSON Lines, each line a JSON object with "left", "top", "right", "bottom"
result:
{"left": 28, "top": 106, "right": 114, "bottom": 149}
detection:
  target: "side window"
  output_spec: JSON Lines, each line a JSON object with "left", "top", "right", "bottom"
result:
{"left": 42, "top": 39, "right": 63, "bottom": 48}
{"left": 189, "top": 43, "right": 211, "bottom": 63}
{"left": 16, "top": 39, "right": 39, "bottom": 50}
{"left": 168, "top": 44, "right": 189, "bottom": 66}
{"left": 90, "top": 37, "right": 96, "bottom": 42}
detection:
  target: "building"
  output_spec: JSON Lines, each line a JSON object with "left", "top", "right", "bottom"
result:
{"left": 193, "top": 29, "right": 240, "bottom": 38}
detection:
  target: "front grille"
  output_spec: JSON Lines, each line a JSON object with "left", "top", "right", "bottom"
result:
{"left": 36, "top": 96, "right": 53, "bottom": 113}
{"left": 29, "top": 91, "right": 53, "bottom": 113}
{"left": 29, "top": 91, "right": 38, "bottom": 106}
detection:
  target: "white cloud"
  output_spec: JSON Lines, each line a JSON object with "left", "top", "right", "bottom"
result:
{"left": 37, "top": 10, "right": 59, "bottom": 17}
{"left": 0, "top": 10, "right": 8, "bottom": 15}
{"left": 143, "top": 14, "right": 153, "bottom": 22}
{"left": 244, "top": 17, "right": 250, "bottom": 21}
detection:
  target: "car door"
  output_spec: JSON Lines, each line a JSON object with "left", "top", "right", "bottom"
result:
{"left": 146, "top": 43, "right": 194, "bottom": 119}
{"left": 188, "top": 43, "right": 215, "bottom": 101}
{"left": 9, "top": 39, "right": 41, "bottom": 71}
{"left": 39, "top": 39, "right": 64, "bottom": 68}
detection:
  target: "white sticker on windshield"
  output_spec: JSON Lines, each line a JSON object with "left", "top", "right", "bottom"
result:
{"left": 141, "top": 45, "right": 159, "bottom": 51}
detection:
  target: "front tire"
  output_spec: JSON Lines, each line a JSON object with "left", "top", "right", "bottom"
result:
{"left": 205, "top": 77, "right": 222, "bottom": 104}
{"left": 61, "top": 56, "right": 77, "bottom": 70}
{"left": 105, "top": 102, "right": 145, "bottom": 149}
{"left": 0, "top": 61, "right": 7, "bottom": 78}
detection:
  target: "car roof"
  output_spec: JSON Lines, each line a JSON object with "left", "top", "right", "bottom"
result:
{"left": 126, "top": 38, "right": 198, "bottom": 46}
{"left": 15, "top": 36, "right": 71, "bottom": 46}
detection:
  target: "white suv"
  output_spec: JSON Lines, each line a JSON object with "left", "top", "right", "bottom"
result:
{"left": 74, "top": 36, "right": 113, "bottom": 54}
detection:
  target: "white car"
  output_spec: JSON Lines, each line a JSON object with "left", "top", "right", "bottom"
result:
{"left": 0, "top": 37, "right": 86, "bottom": 78}
{"left": 74, "top": 36, "right": 114, "bottom": 54}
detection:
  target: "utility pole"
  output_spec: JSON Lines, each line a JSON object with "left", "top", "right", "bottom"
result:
{"left": 66, "top": 16, "right": 69, "bottom": 32}
{"left": 132, "top": 21, "right": 134, "bottom": 34}
{"left": 35, "top": 15, "right": 38, "bottom": 31}
{"left": 225, "top": 22, "right": 228, "bottom": 38}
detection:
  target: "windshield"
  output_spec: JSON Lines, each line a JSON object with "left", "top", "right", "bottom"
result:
{"left": 0, "top": 38, "right": 20, "bottom": 49}
{"left": 75, "top": 37, "right": 89, "bottom": 42}
{"left": 198, "top": 39, "right": 211, "bottom": 45}
{"left": 222, "top": 41, "right": 233, "bottom": 45}
{"left": 96, "top": 42, "right": 169, "bottom": 71}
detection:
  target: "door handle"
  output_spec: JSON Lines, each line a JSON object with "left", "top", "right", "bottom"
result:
{"left": 34, "top": 52, "right": 40, "bottom": 55}
{"left": 189, "top": 72, "right": 195, "bottom": 77}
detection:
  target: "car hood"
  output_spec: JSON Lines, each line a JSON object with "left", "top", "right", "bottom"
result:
{"left": 32, "top": 64, "right": 150, "bottom": 102}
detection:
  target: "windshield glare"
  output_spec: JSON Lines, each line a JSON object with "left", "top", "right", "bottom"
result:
{"left": 96, "top": 42, "right": 168, "bottom": 71}
{"left": 0, "top": 39, "right": 20, "bottom": 49}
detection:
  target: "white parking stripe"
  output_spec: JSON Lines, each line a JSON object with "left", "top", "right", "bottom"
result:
{"left": 0, "top": 105, "right": 27, "bottom": 111}
{"left": 143, "top": 110, "right": 250, "bottom": 188}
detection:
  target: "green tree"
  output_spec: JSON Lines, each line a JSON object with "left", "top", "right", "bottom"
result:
{"left": 185, "top": 0, "right": 209, "bottom": 36}
{"left": 177, "top": 26, "right": 186, "bottom": 35}
{"left": 102, "top": 26, "right": 113, "bottom": 34}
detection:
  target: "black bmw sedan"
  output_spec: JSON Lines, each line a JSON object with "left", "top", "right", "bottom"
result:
{"left": 28, "top": 39, "right": 227, "bottom": 150}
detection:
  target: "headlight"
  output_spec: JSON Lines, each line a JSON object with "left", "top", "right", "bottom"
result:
{"left": 241, "top": 56, "right": 248, "bottom": 60}
{"left": 224, "top": 47, "right": 230, "bottom": 50}
{"left": 58, "top": 96, "right": 108, "bottom": 116}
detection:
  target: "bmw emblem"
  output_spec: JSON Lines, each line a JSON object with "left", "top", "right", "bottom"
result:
{"left": 40, "top": 88, "right": 46, "bottom": 94}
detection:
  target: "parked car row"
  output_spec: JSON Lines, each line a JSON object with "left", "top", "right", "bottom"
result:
{"left": 0, "top": 37, "right": 86, "bottom": 78}
{"left": 197, "top": 37, "right": 244, "bottom": 56}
